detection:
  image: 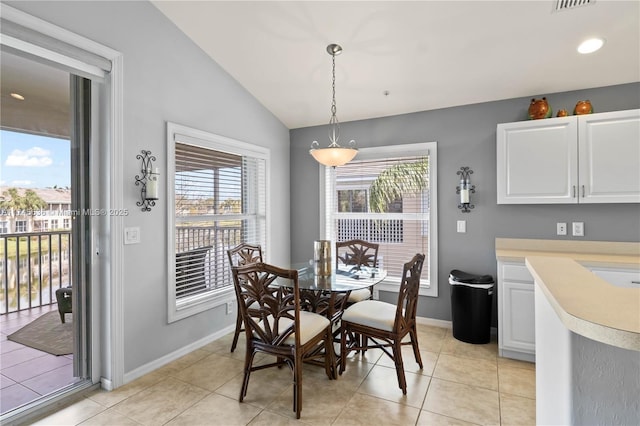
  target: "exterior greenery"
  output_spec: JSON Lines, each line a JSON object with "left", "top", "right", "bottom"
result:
{"left": 368, "top": 158, "right": 429, "bottom": 213}
{"left": 0, "top": 187, "right": 48, "bottom": 212}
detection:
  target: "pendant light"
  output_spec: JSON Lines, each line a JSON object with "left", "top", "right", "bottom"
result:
{"left": 310, "top": 44, "right": 357, "bottom": 167}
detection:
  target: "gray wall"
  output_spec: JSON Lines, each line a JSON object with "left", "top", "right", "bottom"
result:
{"left": 290, "top": 83, "right": 640, "bottom": 322}
{"left": 9, "top": 1, "right": 291, "bottom": 374}
{"left": 572, "top": 332, "right": 640, "bottom": 425}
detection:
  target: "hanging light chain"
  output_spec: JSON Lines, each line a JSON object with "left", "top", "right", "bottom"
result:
{"left": 328, "top": 49, "right": 340, "bottom": 145}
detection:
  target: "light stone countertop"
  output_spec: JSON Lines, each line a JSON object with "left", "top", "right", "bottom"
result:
{"left": 526, "top": 256, "right": 639, "bottom": 351}
{"left": 496, "top": 238, "right": 640, "bottom": 267}
{"left": 494, "top": 238, "right": 640, "bottom": 351}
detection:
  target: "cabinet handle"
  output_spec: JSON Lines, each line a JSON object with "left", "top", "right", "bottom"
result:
{"left": 632, "top": 281, "right": 640, "bottom": 284}
{"left": 582, "top": 185, "right": 585, "bottom": 198}
{"left": 572, "top": 185, "right": 576, "bottom": 198}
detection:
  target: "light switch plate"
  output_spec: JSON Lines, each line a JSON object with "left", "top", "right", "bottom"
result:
{"left": 124, "top": 227, "right": 141, "bottom": 244}
{"left": 572, "top": 222, "right": 584, "bottom": 237}
{"left": 457, "top": 220, "right": 466, "bottom": 233}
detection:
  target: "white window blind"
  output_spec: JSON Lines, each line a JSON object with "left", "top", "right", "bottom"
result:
{"left": 168, "top": 123, "right": 268, "bottom": 321}
{"left": 322, "top": 143, "right": 437, "bottom": 295}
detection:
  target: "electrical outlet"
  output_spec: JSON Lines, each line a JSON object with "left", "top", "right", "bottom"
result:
{"left": 225, "top": 300, "right": 234, "bottom": 315}
{"left": 373, "top": 288, "right": 380, "bottom": 300}
{"left": 572, "top": 222, "right": 585, "bottom": 237}
{"left": 556, "top": 222, "right": 567, "bottom": 236}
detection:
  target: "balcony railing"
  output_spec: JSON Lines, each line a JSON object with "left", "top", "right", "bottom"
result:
{"left": 175, "top": 225, "right": 242, "bottom": 299}
{"left": 337, "top": 218, "right": 404, "bottom": 243}
{"left": 0, "top": 230, "right": 72, "bottom": 315}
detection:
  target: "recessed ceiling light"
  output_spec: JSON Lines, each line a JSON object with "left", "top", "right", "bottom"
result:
{"left": 10, "top": 93, "right": 25, "bottom": 100}
{"left": 577, "top": 38, "right": 604, "bottom": 54}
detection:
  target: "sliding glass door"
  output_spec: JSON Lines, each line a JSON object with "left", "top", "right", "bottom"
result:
{"left": 0, "top": 50, "right": 94, "bottom": 419}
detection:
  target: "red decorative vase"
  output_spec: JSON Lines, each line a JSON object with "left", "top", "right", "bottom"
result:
{"left": 574, "top": 100, "right": 593, "bottom": 115}
{"left": 528, "top": 97, "right": 552, "bottom": 120}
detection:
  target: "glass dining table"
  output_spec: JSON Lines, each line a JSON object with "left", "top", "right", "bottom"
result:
{"left": 278, "top": 262, "right": 388, "bottom": 378}
{"left": 293, "top": 263, "right": 386, "bottom": 316}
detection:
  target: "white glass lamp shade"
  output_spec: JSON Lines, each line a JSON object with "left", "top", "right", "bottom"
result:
{"left": 310, "top": 146, "right": 358, "bottom": 167}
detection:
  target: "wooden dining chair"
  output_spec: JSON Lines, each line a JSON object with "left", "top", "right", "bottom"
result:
{"left": 339, "top": 253, "right": 425, "bottom": 394}
{"left": 335, "top": 239, "right": 379, "bottom": 303}
{"left": 227, "top": 243, "right": 263, "bottom": 352}
{"left": 232, "top": 262, "right": 335, "bottom": 419}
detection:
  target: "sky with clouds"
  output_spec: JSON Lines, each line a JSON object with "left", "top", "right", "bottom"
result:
{"left": 0, "top": 130, "right": 70, "bottom": 189}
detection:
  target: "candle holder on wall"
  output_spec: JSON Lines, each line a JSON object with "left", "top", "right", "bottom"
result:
{"left": 135, "top": 150, "right": 159, "bottom": 212}
{"left": 456, "top": 166, "right": 475, "bottom": 213}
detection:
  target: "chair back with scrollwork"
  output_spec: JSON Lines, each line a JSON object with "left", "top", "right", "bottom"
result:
{"left": 336, "top": 239, "right": 379, "bottom": 269}
{"left": 232, "top": 262, "right": 300, "bottom": 348}
{"left": 226, "top": 243, "right": 264, "bottom": 353}
{"left": 227, "top": 243, "right": 263, "bottom": 268}
{"left": 394, "top": 253, "right": 425, "bottom": 334}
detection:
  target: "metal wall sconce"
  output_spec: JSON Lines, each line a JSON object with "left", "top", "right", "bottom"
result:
{"left": 135, "top": 150, "right": 159, "bottom": 212}
{"left": 456, "top": 166, "right": 475, "bottom": 213}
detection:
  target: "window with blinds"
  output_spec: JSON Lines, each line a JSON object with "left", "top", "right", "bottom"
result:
{"left": 322, "top": 143, "right": 438, "bottom": 296}
{"left": 167, "top": 122, "right": 268, "bottom": 321}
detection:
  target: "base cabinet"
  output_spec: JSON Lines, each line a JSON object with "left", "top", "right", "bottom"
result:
{"left": 497, "top": 260, "right": 535, "bottom": 362}
{"left": 498, "top": 259, "right": 639, "bottom": 363}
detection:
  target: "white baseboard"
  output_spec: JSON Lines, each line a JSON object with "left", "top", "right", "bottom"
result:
{"left": 416, "top": 316, "right": 498, "bottom": 339}
{"left": 100, "top": 377, "right": 113, "bottom": 391}
{"left": 416, "top": 316, "right": 452, "bottom": 329}
{"left": 122, "top": 324, "right": 235, "bottom": 385}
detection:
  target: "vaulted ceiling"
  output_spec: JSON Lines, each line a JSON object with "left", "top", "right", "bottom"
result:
{"left": 153, "top": 0, "right": 640, "bottom": 129}
{"left": 1, "top": 1, "right": 638, "bottom": 137}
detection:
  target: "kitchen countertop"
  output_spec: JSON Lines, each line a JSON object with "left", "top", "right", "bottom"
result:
{"left": 496, "top": 238, "right": 640, "bottom": 267}
{"left": 495, "top": 238, "right": 640, "bottom": 351}
{"left": 526, "top": 256, "right": 639, "bottom": 351}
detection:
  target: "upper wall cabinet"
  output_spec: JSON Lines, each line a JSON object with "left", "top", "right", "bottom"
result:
{"left": 497, "top": 109, "right": 640, "bottom": 204}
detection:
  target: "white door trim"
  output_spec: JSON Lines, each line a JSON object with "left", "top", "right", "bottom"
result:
{"left": 1, "top": 3, "right": 125, "bottom": 390}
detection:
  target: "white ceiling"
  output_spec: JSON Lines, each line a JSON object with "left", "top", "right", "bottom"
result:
{"left": 0, "top": 51, "right": 70, "bottom": 138}
{"left": 153, "top": 0, "right": 640, "bottom": 129}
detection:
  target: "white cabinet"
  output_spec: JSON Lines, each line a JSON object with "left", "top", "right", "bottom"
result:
{"left": 497, "top": 109, "right": 640, "bottom": 204}
{"left": 579, "top": 111, "right": 640, "bottom": 203}
{"left": 497, "top": 260, "right": 535, "bottom": 362}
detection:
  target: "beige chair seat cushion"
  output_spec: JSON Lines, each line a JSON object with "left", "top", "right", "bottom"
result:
{"left": 341, "top": 300, "right": 396, "bottom": 332}
{"left": 347, "top": 288, "right": 372, "bottom": 303}
{"left": 265, "top": 311, "right": 330, "bottom": 345}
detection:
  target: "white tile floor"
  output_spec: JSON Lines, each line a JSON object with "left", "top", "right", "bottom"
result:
{"left": 28, "top": 324, "right": 536, "bottom": 425}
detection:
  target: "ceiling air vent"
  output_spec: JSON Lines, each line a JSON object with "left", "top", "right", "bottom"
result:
{"left": 556, "top": 0, "right": 594, "bottom": 11}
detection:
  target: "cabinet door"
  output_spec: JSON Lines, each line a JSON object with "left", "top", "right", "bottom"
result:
{"left": 578, "top": 109, "right": 640, "bottom": 203}
{"left": 497, "top": 118, "right": 578, "bottom": 204}
{"left": 501, "top": 281, "right": 536, "bottom": 352}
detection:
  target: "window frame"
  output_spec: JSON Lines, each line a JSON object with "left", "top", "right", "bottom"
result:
{"left": 15, "top": 220, "right": 27, "bottom": 233}
{"left": 320, "top": 142, "right": 438, "bottom": 297}
{"left": 167, "top": 122, "right": 270, "bottom": 323}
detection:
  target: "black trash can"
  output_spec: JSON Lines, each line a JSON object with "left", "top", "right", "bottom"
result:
{"left": 449, "top": 269, "right": 495, "bottom": 344}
